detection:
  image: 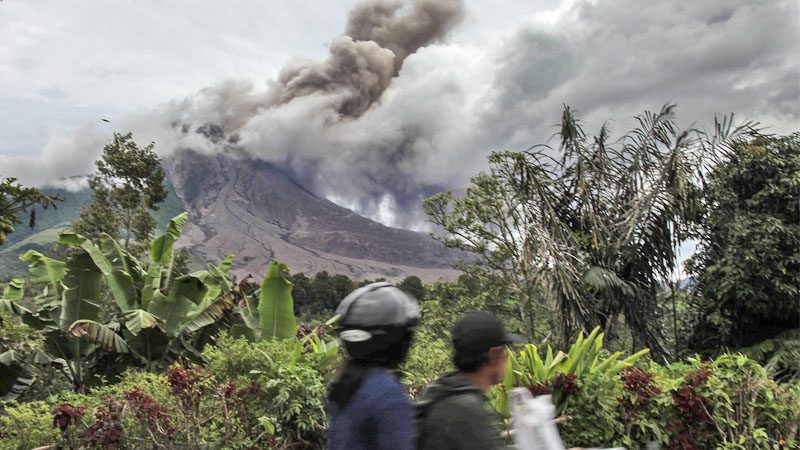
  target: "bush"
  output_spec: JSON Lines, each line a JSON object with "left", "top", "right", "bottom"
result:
{"left": 203, "top": 335, "right": 328, "bottom": 448}
{"left": 401, "top": 329, "right": 452, "bottom": 397}
{"left": 498, "top": 328, "right": 799, "bottom": 450}
{"left": 0, "top": 401, "right": 61, "bottom": 450}
{"left": 555, "top": 355, "right": 800, "bottom": 450}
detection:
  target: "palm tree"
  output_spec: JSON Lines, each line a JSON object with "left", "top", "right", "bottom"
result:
{"left": 427, "top": 104, "right": 755, "bottom": 354}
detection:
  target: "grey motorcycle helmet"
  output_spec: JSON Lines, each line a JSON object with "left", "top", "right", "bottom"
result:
{"left": 334, "top": 282, "right": 420, "bottom": 366}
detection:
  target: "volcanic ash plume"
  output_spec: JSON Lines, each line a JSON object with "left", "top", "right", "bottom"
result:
{"left": 135, "top": 0, "right": 466, "bottom": 227}
{"left": 276, "top": 0, "right": 465, "bottom": 117}
{"left": 187, "top": 0, "right": 465, "bottom": 134}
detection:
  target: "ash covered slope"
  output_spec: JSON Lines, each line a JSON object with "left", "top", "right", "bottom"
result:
{"left": 165, "top": 149, "right": 461, "bottom": 281}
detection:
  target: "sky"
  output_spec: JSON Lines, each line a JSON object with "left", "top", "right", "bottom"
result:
{"left": 1, "top": 0, "right": 798, "bottom": 233}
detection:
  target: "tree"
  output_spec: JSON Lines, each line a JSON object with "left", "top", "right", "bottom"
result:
{"left": 73, "top": 132, "right": 167, "bottom": 256}
{"left": 0, "top": 177, "right": 59, "bottom": 245}
{"left": 398, "top": 275, "right": 425, "bottom": 301}
{"left": 687, "top": 134, "right": 800, "bottom": 352}
{"left": 290, "top": 273, "right": 315, "bottom": 316}
{"left": 426, "top": 105, "right": 753, "bottom": 353}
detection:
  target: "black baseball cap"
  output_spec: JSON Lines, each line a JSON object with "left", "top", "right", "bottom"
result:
{"left": 452, "top": 311, "right": 525, "bottom": 357}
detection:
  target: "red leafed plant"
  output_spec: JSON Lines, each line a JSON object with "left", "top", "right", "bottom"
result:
{"left": 167, "top": 361, "right": 211, "bottom": 407}
{"left": 527, "top": 373, "right": 581, "bottom": 397}
{"left": 81, "top": 401, "right": 125, "bottom": 450}
{"left": 669, "top": 365, "right": 714, "bottom": 450}
{"left": 551, "top": 373, "right": 581, "bottom": 395}
{"left": 52, "top": 403, "right": 86, "bottom": 431}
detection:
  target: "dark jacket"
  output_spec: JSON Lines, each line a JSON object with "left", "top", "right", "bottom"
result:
{"left": 416, "top": 372, "right": 507, "bottom": 450}
{"left": 327, "top": 368, "right": 415, "bottom": 450}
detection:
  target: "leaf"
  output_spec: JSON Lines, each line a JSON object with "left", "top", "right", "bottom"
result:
{"left": 122, "top": 309, "right": 161, "bottom": 336}
{"left": 257, "top": 260, "right": 297, "bottom": 340}
{"left": 2, "top": 278, "right": 24, "bottom": 301}
{"left": 59, "top": 232, "right": 138, "bottom": 312}
{"left": 0, "top": 298, "right": 32, "bottom": 316}
{"left": 218, "top": 253, "right": 235, "bottom": 274}
{"left": 150, "top": 212, "right": 189, "bottom": 264}
{"left": 68, "top": 320, "right": 130, "bottom": 353}
{"left": 183, "top": 293, "right": 235, "bottom": 334}
{"left": 147, "top": 275, "right": 208, "bottom": 336}
{"left": 59, "top": 253, "right": 103, "bottom": 333}
{"left": 19, "top": 250, "right": 65, "bottom": 303}
{"left": 142, "top": 213, "right": 190, "bottom": 310}
{"left": 0, "top": 350, "right": 36, "bottom": 402}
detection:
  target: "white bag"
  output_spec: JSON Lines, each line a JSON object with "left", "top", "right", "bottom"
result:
{"left": 510, "top": 387, "right": 627, "bottom": 450}
{"left": 510, "top": 388, "right": 566, "bottom": 450}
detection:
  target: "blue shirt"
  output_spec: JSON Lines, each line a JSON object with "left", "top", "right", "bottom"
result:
{"left": 327, "top": 368, "right": 415, "bottom": 450}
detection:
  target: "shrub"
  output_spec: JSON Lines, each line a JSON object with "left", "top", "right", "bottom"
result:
{"left": 499, "top": 328, "right": 799, "bottom": 450}
{"left": 203, "top": 335, "right": 328, "bottom": 447}
{"left": 0, "top": 401, "right": 61, "bottom": 450}
{"left": 401, "top": 329, "right": 452, "bottom": 397}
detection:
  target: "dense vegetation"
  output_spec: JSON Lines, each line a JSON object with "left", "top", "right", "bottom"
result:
{"left": 1, "top": 108, "right": 798, "bottom": 449}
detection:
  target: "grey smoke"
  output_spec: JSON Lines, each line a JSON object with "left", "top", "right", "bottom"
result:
{"left": 2, "top": 0, "right": 797, "bottom": 230}
{"left": 277, "top": 0, "right": 463, "bottom": 117}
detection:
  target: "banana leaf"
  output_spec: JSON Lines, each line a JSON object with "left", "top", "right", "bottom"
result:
{"left": 2, "top": 278, "right": 24, "bottom": 301}
{"left": 122, "top": 309, "right": 161, "bottom": 336}
{"left": 257, "top": 260, "right": 296, "bottom": 340}
{"left": 59, "top": 232, "right": 138, "bottom": 312}
{"left": 20, "top": 250, "right": 65, "bottom": 305}
{"left": 69, "top": 320, "right": 130, "bottom": 353}
{"left": 142, "top": 212, "right": 189, "bottom": 309}
{"left": 59, "top": 253, "right": 103, "bottom": 333}
{"left": 0, "top": 350, "right": 35, "bottom": 402}
{"left": 147, "top": 275, "right": 208, "bottom": 337}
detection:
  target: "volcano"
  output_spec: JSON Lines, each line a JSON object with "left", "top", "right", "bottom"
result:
{"left": 164, "top": 149, "right": 462, "bottom": 281}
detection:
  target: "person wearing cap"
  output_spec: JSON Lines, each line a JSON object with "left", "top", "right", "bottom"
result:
{"left": 416, "top": 311, "right": 524, "bottom": 450}
{"left": 327, "top": 282, "right": 420, "bottom": 450}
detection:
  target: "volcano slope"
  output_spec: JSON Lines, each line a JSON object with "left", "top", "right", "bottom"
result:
{"left": 165, "top": 149, "right": 462, "bottom": 281}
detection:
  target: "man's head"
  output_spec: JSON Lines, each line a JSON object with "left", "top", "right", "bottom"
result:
{"left": 452, "top": 311, "right": 524, "bottom": 386}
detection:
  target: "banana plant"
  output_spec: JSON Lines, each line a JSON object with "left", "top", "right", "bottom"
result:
{"left": 3, "top": 213, "right": 240, "bottom": 389}
{"left": 57, "top": 214, "right": 238, "bottom": 373}
{"left": 233, "top": 260, "right": 297, "bottom": 341}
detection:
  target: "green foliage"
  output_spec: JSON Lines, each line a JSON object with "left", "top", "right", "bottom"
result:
{"left": 258, "top": 261, "right": 297, "bottom": 340}
{"left": 743, "top": 329, "right": 800, "bottom": 382}
{"left": 4, "top": 214, "right": 238, "bottom": 392}
{"left": 0, "top": 177, "right": 60, "bottom": 246}
{"left": 558, "top": 370, "right": 626, "bottom": 447}
{"left": 291, "top": 271, "right": 357, "bottom": 319}
{"left": 426, "top": 105, "right": 754, "bottom": 353}
{"left": 0, "top": 309, "right": 46, "bottom": 402}
{"left": 0, "top": 400, "right": 61, "bottom": 450}
{"left": 688, "top": 133, "right": 800, "bottom": 352}
{"left": 72, "top": 131, "right": 167, "bottom": 256}
{"left": 496, "top": 326, "right": 649, "bottom": 417}
{"left": 400, "top": 329, "right": 452, "bottom": 396}
{"left": 548, "top": 353, "right": 799, "bottom": 449}
{"left": 203, "top": 335, "right": 328, "bottom": 447}
{"left": 398, "top": 275, "right": 426, "bottom": 301}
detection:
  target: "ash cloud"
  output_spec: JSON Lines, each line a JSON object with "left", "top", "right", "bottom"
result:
{"left": 2, "top": 0, "right": 797, "bottom": 230}
{"left": 277, "top": 0, "right": 464, "bottom": 117}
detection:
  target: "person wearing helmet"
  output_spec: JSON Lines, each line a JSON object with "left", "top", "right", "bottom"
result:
{"left": 327, "top": 282, "right": 420, "bottom": 450}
